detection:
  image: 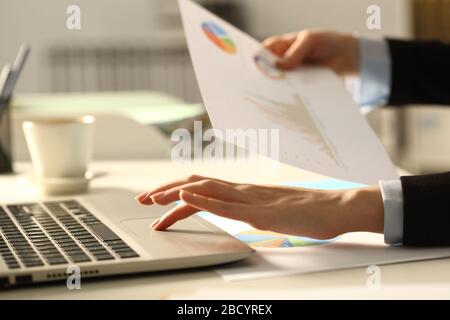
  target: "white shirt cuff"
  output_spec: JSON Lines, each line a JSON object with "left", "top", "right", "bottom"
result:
{"left": 379, "top": 180, "right": 404, "bottom": 246}
{"left": 346, "top": 37, "right": 391, "bottom": 110}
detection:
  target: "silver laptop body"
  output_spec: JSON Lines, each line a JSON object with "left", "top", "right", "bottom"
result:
{"left": 0, "top": 190, "right": 253, "bottom": 288}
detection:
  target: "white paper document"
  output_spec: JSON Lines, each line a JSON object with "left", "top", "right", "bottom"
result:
{"left": 178, "top": 0, "right": 398, "bottom": 184}
{"left": 199, "top": 212, "right": 450, "bottom": 282}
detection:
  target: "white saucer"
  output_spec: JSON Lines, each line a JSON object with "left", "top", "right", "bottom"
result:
{"left": 35, "top": 174, "right": 92, "bottom": 196}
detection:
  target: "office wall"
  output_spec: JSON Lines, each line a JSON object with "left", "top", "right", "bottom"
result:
{"left": 0, "top": 0, "right": 185, "bottom": 94}
{"left": 238, "top": 0, "right": 412, "bottom": 39}
{"left": 0, "top": 0, "right": 412, "bottom": 94}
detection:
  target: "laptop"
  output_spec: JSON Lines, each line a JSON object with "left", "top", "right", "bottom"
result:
{"left": 0, "top": 13, "right": 253, "bottom": 289}
{"left": 0, "top": 190, "right": 253, "bottom": 288}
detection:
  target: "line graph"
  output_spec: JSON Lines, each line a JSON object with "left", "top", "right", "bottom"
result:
{"left": 246, "top": 93, "right": 341, "bottom": 166}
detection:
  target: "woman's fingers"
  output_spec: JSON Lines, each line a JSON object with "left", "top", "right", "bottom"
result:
{"left": 136, "top": 175, "right": 238, "bottom": 205}
{"left": 152, "top": 188, "right": 252, "bottom": 230}
{"left": 262, "top": 34, "right": 296, "bottom": 56}
{"left": 136, "top": 175, "right": 205, "bottom": 204}
{"left": 180, "top": 190, "right": 249, "bottom": 221}
{"left": 135, "top": 175, "right": 223, "bottom": 205}
{"left": 151, "top": 179, "right": 247, "bottom": 205}
{"left": 152, "top": 203, "right": 199, "bottom": 231}
{"left": 263, "top": 38, "right": 289, "bottom": 57}
{"left": 277, "top": 32, "right": 315, "bottom": 70}
{"left": 135, "top": 191, "right": 150, "bottom": 202}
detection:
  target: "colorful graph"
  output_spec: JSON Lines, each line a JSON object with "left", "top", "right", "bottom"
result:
{"left": 201, "top": 21, "right": 236, "bottom": 54}
{"left": 254, "top": 55, "right": 284, "bottom": 79}
{"left": 234, "top": 230, "right": 331, "bottom": 248}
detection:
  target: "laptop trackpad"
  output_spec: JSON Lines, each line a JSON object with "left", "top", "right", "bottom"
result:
{"left": 120, "top": 216, "right": 211, "bottom": 238}
{"left": 119, "top": 216, "right": 232, "bottom": 258}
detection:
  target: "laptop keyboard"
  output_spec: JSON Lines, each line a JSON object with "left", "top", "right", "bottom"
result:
{"left": 0, "top": 200, "right": 139, "bottom": 270}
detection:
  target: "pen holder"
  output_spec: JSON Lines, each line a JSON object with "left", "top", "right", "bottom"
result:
{"left": 0, "top": 97, "right": 13, "bottom": 173}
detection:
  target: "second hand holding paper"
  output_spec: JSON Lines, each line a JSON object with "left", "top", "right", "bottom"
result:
{"left": 179, "top": 0, "right": 398, "bottom": 184}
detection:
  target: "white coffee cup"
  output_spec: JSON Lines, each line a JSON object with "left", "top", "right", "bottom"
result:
{"left": 22, "top": 115, "right": 95, "bottom": 194}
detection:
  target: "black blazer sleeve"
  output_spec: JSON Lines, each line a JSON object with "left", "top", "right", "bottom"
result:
{"left": 401, "top": 172, "right": 450, "bottom": 246}
{"left": 385, "top": 40, "right": 450, "bottom": 245}
{"left": 387, "top": 39, "right": 450, "bottom": 106}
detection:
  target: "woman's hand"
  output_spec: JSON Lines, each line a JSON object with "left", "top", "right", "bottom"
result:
{"left": 263, "top": 30, "right": 360, "bottom": 76}
{"left": 135, "top": 175, "right": 384, "bottom": 240}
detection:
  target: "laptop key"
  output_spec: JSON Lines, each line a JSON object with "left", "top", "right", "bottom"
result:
{"left": 112, "top": 247, "right": 134, "bottom": 253}
{"left": 87, "top": 223, "right": 120, "bottom": 242}
{"left": 84, "top": 244, "right": 105, "bottom": 251}
{"left": 6, "top": 262, "right": 20, "bottom": 269}
{"left": 117, "top": 251, "right": 139, "bottom": 259}
{"left": 58, "top": 242, "right": 79, "bottom": 248}
{"left": 109, "top": 243, "right": 132, "bottom": 251}
{"left": 90, "top": 248, "right": 110, "bottom": 255}
{"left": 70, "top": 254, "right": 91, "bottom": 263}
{"left": 64, "top": 248, "right": 85, "bottom": 255}
{"left": 47, "top": 257, "right": 68, "bottom": 265}
{"left": 95, "top": 253, "right": 114, "bottom": 261}
{"left": 23, "top": 260, "right": 44, "bottom": 267}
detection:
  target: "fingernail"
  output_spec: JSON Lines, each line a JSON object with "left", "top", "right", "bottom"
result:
{"left": 134, "top": 192, "right": 146, "bottom": 201}
{"left": 135, "top": 191, "right": 151, "bottom": 202}
{"left": 150, "top": 218, "right": 160, "bottom": 228}
{"left": 153, "top": 220, "right": 163, "bottom": 230}
{"left": 151, "top": 191, "right": 165, "bottom": 201}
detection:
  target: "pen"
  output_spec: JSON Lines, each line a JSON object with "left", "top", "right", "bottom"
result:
{"left": 1, "top": 44, "right": 30, "bottom": 101}
{"left": 0, "top": 64, "right": 12, "bottom": 103}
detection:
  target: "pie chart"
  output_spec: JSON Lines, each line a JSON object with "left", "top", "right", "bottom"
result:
{"left": 234, "top": 230, "right": 332, "bottom": 248}
{"left": 201, "top": 21, "right": 236, "bottom": 54}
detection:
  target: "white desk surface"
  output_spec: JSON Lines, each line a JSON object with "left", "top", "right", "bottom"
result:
{"left": 1, "top": 160, "right": 450, "bottom": 299}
